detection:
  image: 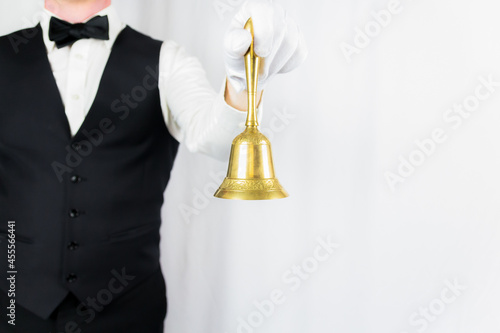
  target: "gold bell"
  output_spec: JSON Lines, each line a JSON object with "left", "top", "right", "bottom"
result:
{"left": 214, "top": 18, "right": 288, "bottom": 200}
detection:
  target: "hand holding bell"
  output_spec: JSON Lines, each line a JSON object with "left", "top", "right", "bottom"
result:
{"left": 214, "top": 18, "right": 288, "bottom": 200}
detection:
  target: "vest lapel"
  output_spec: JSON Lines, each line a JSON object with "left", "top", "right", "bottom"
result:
{"left": 71, "top": 27, "right": 131, "bottom": 142}
{"left": 28, "top": 24, "right": 72, "bottom": 139}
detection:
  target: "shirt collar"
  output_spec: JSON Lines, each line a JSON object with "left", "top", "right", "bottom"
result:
{"left": 40, "top": 5, "right": 125, "bottom": 53}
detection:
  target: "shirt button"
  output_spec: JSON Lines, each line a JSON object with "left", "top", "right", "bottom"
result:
{"left": 72, "top": 94, "right": 80, "bottom": 101}
{"left": 66, "top": 273, "right": 78, "bottom": 283}
{"left": 68, "top": 242, "right": 79, "bottom": 251}
{"left": 75, "top": 54, "right": 84, "bottom": 60}
{"left": 70, "top": 175, "right": 82, "bottom": 183}
{"left": 69, "top": 209, "right": 80, "bottom": 218}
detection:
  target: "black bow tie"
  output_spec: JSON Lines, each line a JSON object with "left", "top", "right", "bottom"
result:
{"left": 49, "top": 16, "right": 109, "bottom": 49}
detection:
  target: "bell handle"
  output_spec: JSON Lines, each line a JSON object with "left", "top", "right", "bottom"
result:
{"left": 244, "top": 18, "right": 260, "bottom": 128}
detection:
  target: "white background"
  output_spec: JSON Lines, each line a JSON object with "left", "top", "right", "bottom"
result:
{"left": 1, "top": 0, "right": 500, "bottom": 332}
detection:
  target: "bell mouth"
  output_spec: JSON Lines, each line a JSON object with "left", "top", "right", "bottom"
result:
{"left": 214, "top": 177, "right": 289, "bottom": 200}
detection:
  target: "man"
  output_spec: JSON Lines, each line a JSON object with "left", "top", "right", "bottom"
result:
{"left": 0, "top": 0, "right": 307, "bottom": 331}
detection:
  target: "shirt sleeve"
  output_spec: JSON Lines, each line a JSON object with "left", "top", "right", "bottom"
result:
{"left": 158, "top": 40, "right": 263, "bottom": 161}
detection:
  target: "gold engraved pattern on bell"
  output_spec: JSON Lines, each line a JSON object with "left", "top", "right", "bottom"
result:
{"left": 220, "top": 179, "right": 282, "bottom": 191}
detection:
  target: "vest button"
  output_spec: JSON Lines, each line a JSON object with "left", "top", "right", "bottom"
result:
{"left": 72, "top": 143, "right": 81, "bottom": 151}
{"left": 69, "top": 209, "right": 80, "bottom": 218}
{"left": 68, "top": 242, "right": 79, "bottom": 250}
{"left": 70, "top": 175, "right": 82, "bottom": 183}
{"left": 66, "top": 273, "right": 77, "bottom": 283}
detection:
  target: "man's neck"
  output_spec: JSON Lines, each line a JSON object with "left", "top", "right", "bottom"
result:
{"left": 45, "top": 0, "right": 112, "bottom": 23}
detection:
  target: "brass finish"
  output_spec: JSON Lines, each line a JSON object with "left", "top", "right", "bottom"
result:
{"left": 214, "top": 18, "right": 288, "bottom": 200}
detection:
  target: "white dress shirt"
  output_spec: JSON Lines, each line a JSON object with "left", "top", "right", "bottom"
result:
{"left": 39, "top": 5, "right": 258, "bottom": 160}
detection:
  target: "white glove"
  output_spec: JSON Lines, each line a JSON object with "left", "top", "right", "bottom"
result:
{"left": 224, "top": 0, "right": 308, "bottom": 93}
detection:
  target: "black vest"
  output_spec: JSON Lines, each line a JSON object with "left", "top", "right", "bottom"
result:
{"left": 0, "top": 25, "right": 179, "bottom": 319}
